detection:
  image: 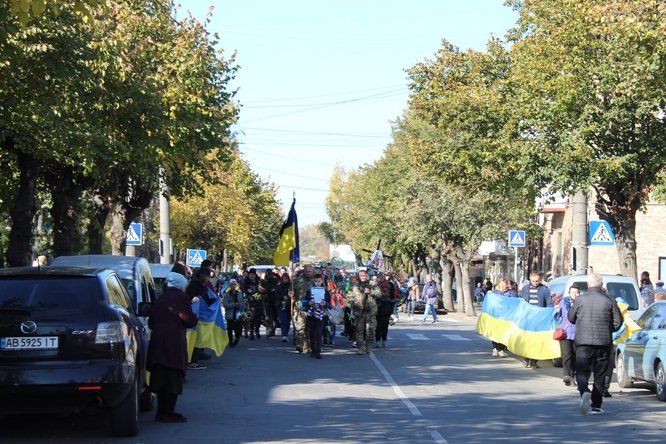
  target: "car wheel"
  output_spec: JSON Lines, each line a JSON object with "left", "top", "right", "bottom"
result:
{"left": 616, "top": 352, "right": 633, "bottom": 388}
{"left": 110, "top": 377, "right": 139, "bottom": 437}
{"left": 552, "top": 358, "right": 563, "bottom": 368}
{"left": 656, "top": 362, "right": 666, "bottom": 402}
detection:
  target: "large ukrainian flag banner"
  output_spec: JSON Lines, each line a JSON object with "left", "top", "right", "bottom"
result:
{"left": 476, "top": 292, "right": 561, "bottom": 360}
{"left": 613, "top": 300, "right": 641, "bottom": 344}
{"left": 273, "top": 198, "right": 300, "bottom": 266}
{"left": 186, "top": 289, "right": 229, "bottom": 359}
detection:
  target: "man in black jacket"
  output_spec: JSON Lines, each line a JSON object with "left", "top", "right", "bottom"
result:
{"left": 568, "top": 273, "right": 622, "bottom": 415}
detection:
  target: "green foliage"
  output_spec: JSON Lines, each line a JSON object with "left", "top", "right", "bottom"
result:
{"left": 170, "top": 151, "right": 282, "bottom": 265}
{"left": 299, "top": 224, "right": 329, "bottom": 260}
{"left": 0, "top": 0, "right": 240, "bottom": 262}
{"left": 506, "top": 0, "right": 666, "bottom": 277}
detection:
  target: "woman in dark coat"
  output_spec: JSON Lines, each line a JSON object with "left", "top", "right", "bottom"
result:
{"left": 147, "top": 272, "right": 198, "bottom": 423}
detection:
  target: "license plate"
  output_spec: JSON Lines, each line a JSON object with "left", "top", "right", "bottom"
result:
{"left": 1, "top": 336, "right": 59, "bottom": 350}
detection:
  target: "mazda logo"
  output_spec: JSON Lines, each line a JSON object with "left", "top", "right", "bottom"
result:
{"left": 20, "top": 321, "right": 37, "bottom": 334}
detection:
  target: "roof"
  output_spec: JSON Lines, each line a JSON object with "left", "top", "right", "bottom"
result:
{"left": 0, "top": 266, "right": 106, "bottom": 278}
{"left": 149, "top": 264, "right": 174, "bottom": 279}
{"left": 50, "top": 255, "right": 148, "bottom": 280}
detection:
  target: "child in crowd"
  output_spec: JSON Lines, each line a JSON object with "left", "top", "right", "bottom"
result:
{"left": 304, "top": 274, "right": 330, "bottom": 359}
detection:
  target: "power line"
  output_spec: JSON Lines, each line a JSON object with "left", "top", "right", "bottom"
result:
{"left": 242, "top": 88, "right": 407, "bottom": 109}
{"left": 239, "top": 140, "right": 383, "bottom": 148}
{"left": 239, "top": 147, "right": 341, "bottom": 166}
{"left": 240, "top": 127, "right": 391, "bottom": 138}
{"left": 255, "top": 165, "right": 330, "bottom": 183}
{"left": 241, "top": 85, "right": 407, "bottom": 104}
{"left": 240, "top": 90, "right": 407, "bottom": 124}
{"left": 276, "top": 184, "right": 330, "bottom": 193}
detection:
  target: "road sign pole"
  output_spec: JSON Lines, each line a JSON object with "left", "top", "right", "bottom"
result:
{"left": 514, "top": 248, "right": 518, "bottom": 283}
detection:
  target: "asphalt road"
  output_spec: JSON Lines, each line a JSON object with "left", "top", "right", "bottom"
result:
{"left": 3, "top": 312, "right": 666, "bottom": 444}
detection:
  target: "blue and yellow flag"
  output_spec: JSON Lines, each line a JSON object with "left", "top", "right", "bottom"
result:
{"left": 273, "top": 198, "right": 300, "bottom": 266}
{"left": 186, "top": 289, "right": 229, "bottom": 359}
{"left": 476, "top": 292, "right": 561, "bottom": 360}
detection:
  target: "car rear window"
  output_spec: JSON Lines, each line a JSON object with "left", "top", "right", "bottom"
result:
{"left": 0, "top": 276, "right": 101, "bottom": 313}
{"left": 572, "top": 281, "right": 639, "bottom": 311}
{"left": 606, "top": 282, "right": 639, "bottom": 311}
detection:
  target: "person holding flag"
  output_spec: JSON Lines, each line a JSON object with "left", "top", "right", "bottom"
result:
{"left": 273, "top": 198, "right": 300, "bottom": 267}
{"left": 273, "top": 198, "right": 308, "bottom": 352}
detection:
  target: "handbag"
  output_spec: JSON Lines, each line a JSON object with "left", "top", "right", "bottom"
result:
{"left": 553, "top": 327, "right": 567, "bottom": 341}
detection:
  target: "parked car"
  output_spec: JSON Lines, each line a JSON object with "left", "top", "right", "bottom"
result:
{"left": 50, "top": 255, "right": 157, "bottom": 313}
{"left": 615, "top": 301, "right": 666, "bottom": 401}
{"left": 547, "top": 274, "right": 645, "bottom": 321}
{"left": 0, "top": 266, "right": 152, "bottom": 436}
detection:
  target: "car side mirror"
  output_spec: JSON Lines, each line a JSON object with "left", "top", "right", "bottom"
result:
{"left": 138, "top": 302, "right": 152, "bottom": 317}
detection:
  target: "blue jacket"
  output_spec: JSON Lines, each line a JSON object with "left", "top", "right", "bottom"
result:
{"left": 520, "top": 283, "right": 552, "bottom": 307}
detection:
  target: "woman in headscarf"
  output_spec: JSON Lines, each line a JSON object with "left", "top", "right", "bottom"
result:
{"left": 146, "top": 272, "right": 198, "bottom": 423}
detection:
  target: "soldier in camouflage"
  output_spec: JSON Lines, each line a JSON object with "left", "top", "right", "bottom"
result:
{"left": 350, "top": 269, "right": 381, "bottom": 354}
{"left": 292, "top": 264, "right": 315, "bottom": 353}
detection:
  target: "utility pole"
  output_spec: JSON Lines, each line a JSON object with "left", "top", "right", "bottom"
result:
{"left": 571, "top": 191, "right": 588, "bottom": 275}
{"left": 159, "top": 172, "right": 173, "bottom": 264}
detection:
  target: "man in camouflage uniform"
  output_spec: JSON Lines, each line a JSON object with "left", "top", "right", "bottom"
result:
{"left": 351, "top": 269, "right": 381, "bottom": 354}
{"left": 292, "top": 264, "right": 314, "bottom": 353}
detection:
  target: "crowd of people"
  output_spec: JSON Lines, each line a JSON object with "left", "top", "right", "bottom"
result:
{"left": 146, "top": 259, "right": 660, "bottom": 422}
{"left": 145, "top": 260, "right": 427, "bottom": 422}
{"left": 481, "top": 270, "right": 666, "bottom": 416}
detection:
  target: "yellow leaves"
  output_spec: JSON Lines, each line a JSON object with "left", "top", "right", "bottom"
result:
{"left": 6, "top": 0, "right": 102, "bottom": 28}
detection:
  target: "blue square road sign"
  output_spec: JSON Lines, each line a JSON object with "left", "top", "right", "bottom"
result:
{"left": 508, "top": 230, "right": 526, "bottom": 248}
{"left": 187, "top": 249, "right": 207, "bottom": 267}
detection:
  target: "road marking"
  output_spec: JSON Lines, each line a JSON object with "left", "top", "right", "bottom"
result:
{"left": 370, "top": 353, "right": 449, "bottom": 444}
{"left": 440, "top": 334, "right": 471, "bottom": 341}
{"left": 430, "top": 430, "right": 450, "bottom": 444}
{"left": 406, "top": 333, "right": 429, "bottom": 340}
{"left": 369, "top": 352, "right": 422, "bottom": 417}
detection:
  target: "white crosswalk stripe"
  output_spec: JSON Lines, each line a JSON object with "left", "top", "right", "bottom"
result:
{"left": 440, "top": 334, "right": 471, "bottom": 341}
{"left": 405, "top": 333, "right": 472, "bottom": 341}
{"left": 406, "top": 333, "right": 429, "bottom": 340}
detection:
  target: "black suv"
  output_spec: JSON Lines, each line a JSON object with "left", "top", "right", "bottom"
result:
{"left": 0, "top": 266, "right": 151, "bottom": 436}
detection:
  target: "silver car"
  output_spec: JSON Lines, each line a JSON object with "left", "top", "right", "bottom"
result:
{"left": 616, "top": 301, "right": 666, "bottom": 401}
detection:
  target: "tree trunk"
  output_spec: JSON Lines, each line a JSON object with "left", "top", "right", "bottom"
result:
{"left": 453, "top": 260, "right": 463, "bottom": 313}
{"left": 88, "top": 193, "right": 110, "bottom": 254}
{"left": 459, "top": 258, "right": 477, "bottom": 317}
{"left": 110, "top": 199, "right": 147, "bottom": 256}
{"left": 595, "top": 191, "right": 641, "bottom": 281}
{"left": 612, "top": 214, "right": 638, "bottom": 280}
{"left": 50, "top": 169, "right": 83, "bottom": 257}
{"left": 109, "top": 203, "right": 128, "bottom": 255}
{"left": 6, "top": 150, "right": 39, "bottom": 267}
{"left": 439, "top": 257, "right": 454, "bottom": 312}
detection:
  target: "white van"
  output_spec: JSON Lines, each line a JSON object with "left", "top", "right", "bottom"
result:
{"left": 547, "top": 274, "right": 645, "bottom": 320}
{"left": 50, "top": 255, "right": 157, "bottom": 311}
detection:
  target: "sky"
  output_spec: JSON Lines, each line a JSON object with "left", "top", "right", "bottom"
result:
{"left": 179, "top": 1, "right": 519, "bottom": 226}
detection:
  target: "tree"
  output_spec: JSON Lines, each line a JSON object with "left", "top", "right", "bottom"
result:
{"left": 170, "top": 151, "right": 283, "bottom": 267}
{"left": 3, "top": 0, "right": 99, "bottom": 27}
{"left": 507, "top": 0, "right": 666, "bottom": 279}
{"left": 299, "top": 224, "right": 329, "bottom": 260}
{"left": 400, "top": 38, "right": 538, "bottom": 313}
{"left": 0, "top": 1, "right": 239, "bottom": 263}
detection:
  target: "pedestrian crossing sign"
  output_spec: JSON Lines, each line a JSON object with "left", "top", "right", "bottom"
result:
{"left": 126, "top": 223, "right": 142, "bottom": 246}
{"left": 187, "top": 249, "right": 207, "bottom": 267}
{"left": 589, "top": 220, "right": 615, "bottom": 246}
{"left": 508, "top": 230, "right": 526, "bottom": 248}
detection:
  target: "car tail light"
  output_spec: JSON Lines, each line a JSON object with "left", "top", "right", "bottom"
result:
{"left": 95, "top": 321, "right": 128, "bottom": 344}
